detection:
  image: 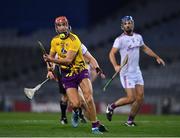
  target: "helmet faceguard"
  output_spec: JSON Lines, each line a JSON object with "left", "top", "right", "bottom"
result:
{"left": 55, "top": 16, "right": 71, "bottom": 39}
{"left": 121, "top": 16, "right": 134, "bottom": 33}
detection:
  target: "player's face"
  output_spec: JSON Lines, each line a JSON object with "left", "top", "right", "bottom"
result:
{"left": 56, "top": 22, "right": 69, "bottom": 33}
{"left": 122, "top": 21, "right": 134, "bottom": 33}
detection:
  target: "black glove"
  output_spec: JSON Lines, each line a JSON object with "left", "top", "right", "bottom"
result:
{"left": 95, "top": 67, "right": 103, "bottom": 74}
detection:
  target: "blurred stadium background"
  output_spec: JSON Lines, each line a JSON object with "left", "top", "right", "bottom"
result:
{"left": 0, "top": 0, "right": 180, "bottom": 115}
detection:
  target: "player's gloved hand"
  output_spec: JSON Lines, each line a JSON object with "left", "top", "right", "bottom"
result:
{"left": 96, "top": 67, "right": 106, "bottom": 79}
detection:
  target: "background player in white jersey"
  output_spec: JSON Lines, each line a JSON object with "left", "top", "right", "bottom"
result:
{"left": 106, "top": 16, "right": 165, "bottom": 126}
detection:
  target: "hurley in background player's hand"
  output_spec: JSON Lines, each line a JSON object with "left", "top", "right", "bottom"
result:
{"left": 114, "top": 65, "right": 121, "bottom": 73}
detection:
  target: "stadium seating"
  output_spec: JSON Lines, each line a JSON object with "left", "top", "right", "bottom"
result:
{"left": 0, "top": 0, "right": 180, "bottom": 114}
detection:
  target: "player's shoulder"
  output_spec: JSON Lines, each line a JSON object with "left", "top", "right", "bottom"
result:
{"left": 51, "top": 35, "right": 60, "bottom": 45}
{"left": 133, "top": 32, "right": 143, "bottom": 38}
{"left": 115, "top": 33, "right": 126, "bottom": 41}
{"left": 51, "top": 34, "right": 59, "bottom": 42}
{"left": 69, "top": 32, "right": 79, "bottom": 41}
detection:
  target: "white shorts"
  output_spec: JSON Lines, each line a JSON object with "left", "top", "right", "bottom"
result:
{"left": 120, "top": 73, "right": 144, "bottom": 88}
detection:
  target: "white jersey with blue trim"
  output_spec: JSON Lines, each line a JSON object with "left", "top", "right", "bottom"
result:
{"left": 81, "top": 43, "right": 88, "bottom": 55}
{"left": 113, "top": 33, "right": 144, "bottom": 76}
{"left": 81, "top": 43, "right": 93, "bottom": 79}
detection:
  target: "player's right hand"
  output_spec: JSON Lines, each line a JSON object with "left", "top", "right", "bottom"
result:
{"left": 114, "top": 65, "right": 121, "bottom": 73}
{"left": 156, "top": 57, "right": 165, "bottom": 66}
{"left": 47, "top": 71, "right": 56, "bottom": 80}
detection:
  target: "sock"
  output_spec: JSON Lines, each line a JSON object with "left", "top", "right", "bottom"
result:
{"left": 92, "top": 121, "right": 99, "bottom": 128}
{"left": 73, "top": 107, "right": 79, "bottom": 114}
{"left": 97, "top": 120, "right": 101, "bottom": 127}
{"left": 79, "top": 108, "right": 84, "bottom": 118}
{"left": 110, "top": 103, "right": 116, "bottom": 110}
{"left": 60, "top": 101, "right": 67, "bottom": 118}
{"left": 127, "top": 115, "right": 134, "bottom": 123}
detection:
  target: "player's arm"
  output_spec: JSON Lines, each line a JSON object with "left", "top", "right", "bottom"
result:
{"left": 46, "top": 51, "right": 57, "bottom": 80}
{"left": 83, "top": 51, "right": 105, "bottom": 78}
{"left": 44, "top": 50, "right": 76, "bottom": 65}
{"left": 44, "top": 38, "right": 79, "bottom": 65}
{"left": 141, "top": 44, "right": 165, "bottom": 66}
{"left": 84, "top": 51, "right": 99, "bottom": 69}
{"left": 47, "top": 51, "right": 56, "bottom": 70}
{"left": 44, "top": 39, "right": 60, "bottom": 80}
{"left": 109, "top": 47, "right": 121, "bottom": 72}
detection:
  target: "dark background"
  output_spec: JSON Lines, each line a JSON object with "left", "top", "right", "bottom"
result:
{"left": 0, "top": 0, "right": 180, "bottom": 114}
{"left": 0, "top": 0, "right": 125, "bottom": 32}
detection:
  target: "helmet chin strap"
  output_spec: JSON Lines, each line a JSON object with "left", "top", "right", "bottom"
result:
{"left": 125, "top": 30, "right": 133, "bottom": 35}
{"left": 59, "top": 33, "right": 66, "bottom": 39}
{"left": 56, "top": 26, "right": 71, "bottom": 39}
{"left": 59, "top": 32, "right": 69, "bottom": 39}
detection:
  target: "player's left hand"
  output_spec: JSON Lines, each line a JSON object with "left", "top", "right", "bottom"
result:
{"left": 156, "top": 57, "right": 165, "bottom": 66}
{"left": 96, "top": 67, "right": 106, "bottom": 79}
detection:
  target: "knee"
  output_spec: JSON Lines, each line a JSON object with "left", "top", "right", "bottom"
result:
{"left": 82, "top": 88, "right": 93, "bottom": 103}
{"left": 61, "top": 94, "right": 68, "bottom": 102}
{"left": 136, "top": 95, "right": 144, "bottom": 103}
{"left": 127, "top": 96, "right": 135, "bottom": 104}
{"left": 84, "top": 94, "right": 93, "bottom": 104}
{"left": 71, "top": 100, "right": 81, "bottom": 108}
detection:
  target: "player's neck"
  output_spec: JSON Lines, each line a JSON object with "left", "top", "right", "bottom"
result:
{"left": 124, "top": 31, "right": 133, "bottom": 36}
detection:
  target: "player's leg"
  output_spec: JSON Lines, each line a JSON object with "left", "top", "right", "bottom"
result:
{"left": 78, "top": 107, "right": 87, "bottom": 123}
{"left": 125, "top": 84, "right": 144, "bottom": 126}
{"left": 60, "top": 94, "right": 68, "bottom": 124}
{"left": 106, "top": 75, "right": 136, "bottom": 121}
{"left": 125, "top": 74, "right": 144, "bottom": 126}
{"left": 54, "top": 65, "right": 68, "bottom": 124}
{"left": 79, "top": 78, "right": 96, "bottom": 120}
{"left": 106, "top": 88, "right": 135, "bottom": 121}
{"left": 57, "top": 74, "right": 68, "bottom": 124}
{"left": 79, "top": 78, "right": 103, "bottom": 134}
{"left": 115, "top": 88, "right": 135, "bottom": 106}
{"left": 77, "top": 89, "right": 87, "bottom": 123}
{"left": 79, "top": 93, "right": 108, "bottom": 132}
{"left": 66, "top": 88, "right": 81, "bottom": 127}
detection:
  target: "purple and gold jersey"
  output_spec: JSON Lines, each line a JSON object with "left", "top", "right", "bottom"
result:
{"left": 50, "top": 33, "right": 87, "bottom": 76}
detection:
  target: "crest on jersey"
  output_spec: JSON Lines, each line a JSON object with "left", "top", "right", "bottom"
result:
{"left": 61, "top": 48, "right": 67, "bottom": 54}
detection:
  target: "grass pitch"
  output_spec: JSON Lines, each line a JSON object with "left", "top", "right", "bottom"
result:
{"left": 0, "top": 112, "right": 180, "bottom": 137}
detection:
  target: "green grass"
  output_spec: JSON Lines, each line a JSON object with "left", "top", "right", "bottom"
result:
{"left": 0, "top": 112, "right": 180, "bottom": 137}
